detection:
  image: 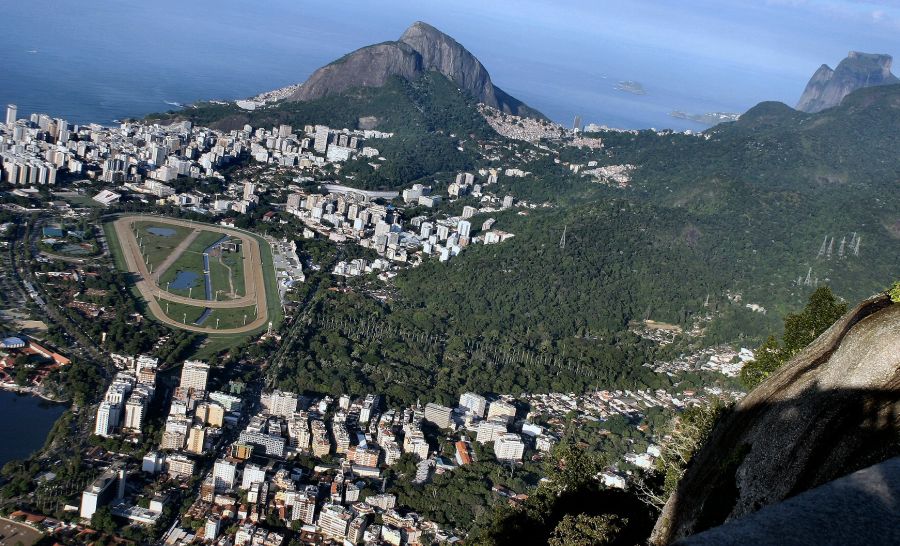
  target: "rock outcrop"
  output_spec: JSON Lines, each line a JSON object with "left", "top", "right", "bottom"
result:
{"left": 288, "top": 22, "right": 542, "bottom": 118}
{"left": 796, "top": 51, "right": 898, "bottom": 113}
{"left": 651, "top": 293, "right": 900, "bottom": 544}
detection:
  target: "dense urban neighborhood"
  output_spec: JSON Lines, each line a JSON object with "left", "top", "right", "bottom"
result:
{"left": 0, "top": 99, "right": 752, "bottom": 545}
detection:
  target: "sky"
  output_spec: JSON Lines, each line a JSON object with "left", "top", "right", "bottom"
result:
{"left": 2, "top": 0, "right": 897, "bottom": 128}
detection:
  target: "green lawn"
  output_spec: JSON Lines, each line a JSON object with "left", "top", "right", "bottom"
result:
{"left": 206, "top": 305, "right": 259, "bottom": 330}
{"left": 104, "top": 220, "right": 128, "bottom": 272}
{"left": 221, "top": 244, "right": 246, "bottom": 296}
{"left": 207, "top": 243, "right": 245, "bottom": 300}
{"left": 156, "top": 298, "right": 208, "bottom": 325}
{"left": 156, "top": 230, "right": 227, "bottom": 298}
{"left": 155, "top": 297, "right": 258, "bottom": 329}
{"left": 132, "top": 221, "right": 195, "bottom": 271}
{"left": 247, "top": 229, "right": 283, "bottom": 331}
{"left": 63, "top": 195, "right": 105, "bottom": 208}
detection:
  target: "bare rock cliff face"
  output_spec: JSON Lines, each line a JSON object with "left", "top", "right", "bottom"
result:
{"left": 397, "top": 22, "right": 498, "bottom": 107}
{"left": 288, "top": 22, "right": 541, "bottom": 118}
{"left": 796, "top": 51, "right": 898, "bottom": 113}
{"left": 651, "top": 293, "right": 900, "bottom": 544}
{"left": 290, "top": 42, "right": 423, "bottom": 102}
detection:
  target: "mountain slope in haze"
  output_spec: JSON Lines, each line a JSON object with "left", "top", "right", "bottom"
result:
{"left": 796, "top": 51, "right": 898, "bottom": 113}
{"left": 650, "top": 293, "right": 900, "bottom": 544}
{"left": 581, "top": 83, "right": 900, "bottom": 314}
{"left": 287, "top": 21, "right": 544, "bottom": 118}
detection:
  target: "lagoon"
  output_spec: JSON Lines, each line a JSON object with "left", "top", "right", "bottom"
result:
{"left": 0, "top": 391, "right": 66, "bottom": 468}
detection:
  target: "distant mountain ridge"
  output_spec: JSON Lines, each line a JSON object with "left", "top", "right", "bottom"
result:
{"left": 287, "top": 21, "right": 544, "bottom": 119}
{"left": 796, "top": 51, "right": 898, "bottom": 113}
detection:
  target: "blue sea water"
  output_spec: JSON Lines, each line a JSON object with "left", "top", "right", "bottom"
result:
{"left": 0, "top": 2, "right": 834, "bottom": 132}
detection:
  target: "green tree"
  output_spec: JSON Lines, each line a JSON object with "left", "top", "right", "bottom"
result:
{"left": 543, "top": 441, "right": 606, "bottom": 496}
{"left": 741, "top": 286, "right": 846, "bottom": 390}
{"left": 780, "top": 286, "right": 847, "bottom": 358}
{"left": 739, "top": 336, "right": 783, "bottom": 390}
{"left": 889, "top": 281, "right": 900, "bottom": 303}
{"left": 549, "top": 513, "right": 627, "bottom": 546}
{"left": 91, "top": 506, "right": 117, "bottom": 534}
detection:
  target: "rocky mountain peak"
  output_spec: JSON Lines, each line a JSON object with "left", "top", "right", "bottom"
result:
{"left": 287, "top": 21, "right": 542, "bottom": 118}
{"left": 796, "top": 51, "right": 898, "bottom": 113}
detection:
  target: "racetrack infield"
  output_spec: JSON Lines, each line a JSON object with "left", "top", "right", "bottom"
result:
{"left": 111, "top": 215, "right": 274, "bottom": 334}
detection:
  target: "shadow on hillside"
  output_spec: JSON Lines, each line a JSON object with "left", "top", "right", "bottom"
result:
{"left": 659, "top": 382, "right": 900, "bottom": 544}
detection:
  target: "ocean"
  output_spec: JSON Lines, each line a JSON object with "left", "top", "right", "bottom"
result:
{"left": 0, "top": 1, "right": 809, "bottom": 131}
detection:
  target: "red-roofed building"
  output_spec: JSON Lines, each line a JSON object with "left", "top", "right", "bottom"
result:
{"left": 455, "top": 441, "right": 473, "bottom": 466}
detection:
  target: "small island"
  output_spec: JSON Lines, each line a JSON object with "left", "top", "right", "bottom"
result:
{"left": 615, "top": 80, "right": 647, "bottom": 95}
{"left": 669, "top": 110, "right": 741, "bottom": 126}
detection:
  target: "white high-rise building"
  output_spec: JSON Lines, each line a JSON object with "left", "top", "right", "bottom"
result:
{"left": 494, "top": 433, "right": 525, "bottom": 462}
{"left": 123, "top": 393, "right": 147, "bottom": 432}
{"left": 359, "top": 394, "right": 379, "bottom": 424}
{"left": 80, "top": 468, "right": 119, "bottom": 519}
{"left": 476, "top": 419, "right": 508, "bottom": 444}
{"left": 314, "top": 125, "right": 329, "bottom": 153}
{"left": 212, "top": 459, "right": 236, "bottom": 491}
{"left": 180, "top": 360, "right": 209, "bottom": 391}
{"left": 403, "top": 430, "right": 430, "bottom": 460}
{"left": 94, "top": 401, "right": 118, "bottom": 437}
{"left": 241, "top": 463, "right": 266, "bottom": 490}
{"left": 205, "top": 516, "right": 221, "bottom": 541}
{"left": 5, "top": 104, "right": 16, "bottom": 127}
{"left": 318, "top": 504, "right": 352, "bottom": 540}
{"left": 423, "top": 403, "right": 453, "bottom": 429}
{"left": 487, "top": 400, "right": 516, "bottom": 422}
{"left": 457, "top": 220, "right": 472, "bottom": 239}
{"left": 291, "top": 485, "right": 318, "bottom": 524}
{"left": 149, "top": 144, "right": 167, "bottom": 167}
{"left": 264, "top": 390, "right": 298, "bottom": 418}
{"left": 458, "top": 392, "right": 486, "bottom": 417}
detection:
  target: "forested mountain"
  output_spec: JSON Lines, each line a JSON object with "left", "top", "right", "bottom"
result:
{"left": 155, "top": 72, "right": 899, "bottom": 403}
{"left": 585, "top": 84, "right": 900, "bottom": 313}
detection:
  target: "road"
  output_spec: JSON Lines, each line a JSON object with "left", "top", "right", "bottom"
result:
{"left": 14, "top": 216, "right": 108, "bottom": 366}
{"left": 112, "top": 215, "right": 271, "bottom": 334}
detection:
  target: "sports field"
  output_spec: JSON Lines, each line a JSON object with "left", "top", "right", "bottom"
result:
{"left": 107, "top": 215, "right": 278, "bottom": 335}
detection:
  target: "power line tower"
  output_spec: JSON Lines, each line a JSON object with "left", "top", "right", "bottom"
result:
{"left": 854, "top": 235, "right": 861, "bottom": 256}
{"left": 559, "top": 225, "right": 567, "bottom": 250}
{"left": 826, "top": 237, "right": 834, "bottom": 260}
{"left": 816, "top": 235, "right": 828, "bottom": 258}
{"left": 804, "top": 267, "right": 813, "bottom": 286}
{"left": 838, "top": 237, "right": 846, "bottom": 259}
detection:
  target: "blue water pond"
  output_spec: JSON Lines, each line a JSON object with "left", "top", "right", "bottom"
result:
{"left": 170, "top": 270, "right": 200, "bottom": 290}
{"left": 147, "top": 226, "right": 176, "bottom": 237}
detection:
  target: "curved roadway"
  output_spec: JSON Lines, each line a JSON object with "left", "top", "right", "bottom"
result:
{"left": 112, "top": 215, "right": 271, "bottom": 334}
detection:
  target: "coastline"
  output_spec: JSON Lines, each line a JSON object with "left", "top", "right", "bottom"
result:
{"left": 0, "top": 381, "right": 67, "bottom": 404}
